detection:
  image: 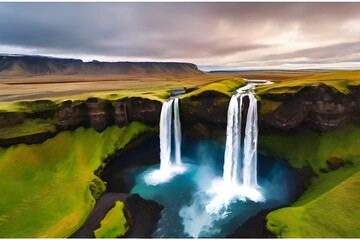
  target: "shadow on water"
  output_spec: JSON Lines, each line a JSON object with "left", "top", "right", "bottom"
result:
{"left": 101, "top": 139, "right": 305, "bottom": 238}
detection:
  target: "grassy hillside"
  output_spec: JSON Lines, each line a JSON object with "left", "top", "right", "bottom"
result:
{"left": 267, "top": 167, "right": 360, "bottom": 237}
{"left": 0, "top": 121, "right": 154, "bottom": 237}
{"left": 259, "top": 124, "right": 360, "bottom": 237}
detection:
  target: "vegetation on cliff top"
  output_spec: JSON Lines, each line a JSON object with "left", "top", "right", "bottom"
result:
{"left": 0, "top": 118, "right": 57, "bottom": 139}
{"left": 256, "top": 70, "right": 360, "bottom": 95}
{"left": 0, "top": 121, "right": 154, "bottom": 237}
{"left": 259, "top": 124, "right": 360, "bottom": 237}
{"left": 93, "top": 201, "right": 128, "bottom": 238}
{"left": 181, "top": 78, "right": 246, "bottom": 98}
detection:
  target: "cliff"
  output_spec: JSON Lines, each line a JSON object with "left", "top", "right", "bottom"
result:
{"left": 260, "top": 84, "right": 360, "bottom": 132}
{"left": 1, "top": 83, "right": 360, "bottom": 146}
{"left": 0, "top": 55, "right": 203, "bottom": 78}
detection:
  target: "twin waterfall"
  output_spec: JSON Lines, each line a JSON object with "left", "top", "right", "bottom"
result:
{"left": 146, "top": 83, "right": 261, "bottom": 200}
{"left": 223, "top": 84, "right": 259, "bottom": 188}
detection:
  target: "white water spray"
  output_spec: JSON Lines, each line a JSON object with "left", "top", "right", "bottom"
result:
{"left": 144, "top": 97, "right": 185, "bottom": 185}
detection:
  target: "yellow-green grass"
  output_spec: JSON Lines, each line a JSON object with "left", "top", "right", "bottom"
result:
{"left": 255, "top": 70, "right": 360, "bottom": 96}
{"left": 0, "top": 118, "right": 57, "bottom": 139}
{"left": 181, "top": 78, "right": 246, "bottom": 99}
{"left": 259, "top": 124, "right": 360, "bottom": 174}
{"left": 258, "top": 99, "right": 283, "bottom": 116}
{"left": 93, "top": 201, "right": 128, "bottom": 238}
{"left": 266, "top": 166, "right": 360, "bottom": 238}
{"left": 0, "top": 121, "right": 154, "bottom": 237}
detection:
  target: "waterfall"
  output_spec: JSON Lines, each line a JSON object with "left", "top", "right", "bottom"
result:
{"left": 243, "top": 93, "right": 258, "bottom": 187}
{"left": 222, "top": 84, "right": 259, "bottom": 188}
{"left": 159, "top": 98, "right": 174, "bottom": 171}
{"left": 223, "top": 95, "right": 241, "bottom": 184}
{"left": 173, "top": 98, "right": 182, "bottom": 165}
{"left": 144, "top": 97, "right": 185, "bottom": 185}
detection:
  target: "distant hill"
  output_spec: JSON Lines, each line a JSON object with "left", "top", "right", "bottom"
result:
{"left": 0, "top": 54, "right": 204, "bottom": 78}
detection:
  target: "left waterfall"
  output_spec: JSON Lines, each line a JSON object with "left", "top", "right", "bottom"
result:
{"left": 145, "top": 97, "right": 185, "bottom": 185}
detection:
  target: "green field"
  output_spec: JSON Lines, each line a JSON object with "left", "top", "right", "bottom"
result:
{"left": 259, "top": 124, "right": 360, "bottom": 237}
{"left": 0, "top": 122, "right": 154, "bottom": 237}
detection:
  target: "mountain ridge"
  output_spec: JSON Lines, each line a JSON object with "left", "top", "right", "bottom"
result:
{"left": 0, "top": 54, "right": 203, "bottom": 78}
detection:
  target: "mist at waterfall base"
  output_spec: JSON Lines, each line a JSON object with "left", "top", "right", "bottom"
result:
{"left": 131, "top": 140, "right": 304, "bottom": 237}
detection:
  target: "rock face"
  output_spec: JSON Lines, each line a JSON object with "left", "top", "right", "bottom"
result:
{"left": 58, "top": 97, "right": 162, "bottom": 132}
{"left": 181, "top": 91, "right": 229, "bottom": 125}
{"left": 0, "top": 112, "right": 26, "bottom": 128}
{"left": 261, "top": 85, "right": 360, "bottom": 132}
{"left": 179, "top": 85, "right": 360, "bottom": 137}
{"left": 2, "top": 84, "right": 360, "bottom": 146}
{"left": 227, "top": 207, "right": 277, "bottom": 238}
{"left": 179, "top": 91, "right": 230, "bottom": 140}
{"left": 124, "top": 194, "right": 163, "bottom": 238}
{"left": 58, "top": 101, "right": 90, "bottom": 130}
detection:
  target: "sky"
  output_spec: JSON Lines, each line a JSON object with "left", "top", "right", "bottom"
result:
{"left": 1, "top": 2, "right": 360, "bottom": 71}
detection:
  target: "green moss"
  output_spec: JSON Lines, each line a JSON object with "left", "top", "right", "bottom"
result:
{"left": 17, "top": 100, "right": 58, "bottom": 113}
{"left": 181, "top": 78, "right": 246, "bottom": 99}
{"left": 89, "top": 176, "right": 106, "bottom": 200}
{"left": 260, "top": 124, "right": 360, "bottom": 237}
{"left": 258, "top": 124, "right": 360, "bottom": 174}
{"left": 0, "top": 121, "right": 154, "bottom": 238}
{"left": 93, "top": 201, "right": 128, "bottom": 238}
{"left": 258, "top": 99, "right": 283, "bottom": 116}
{"left": 267, "top": 166, "right": 360, "bottom": 237}
{"left": 0, "top": 118, "right": 57, "bottom": 139}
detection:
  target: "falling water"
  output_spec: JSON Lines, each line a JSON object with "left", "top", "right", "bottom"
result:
{"left": 174, "top": 98, "right": 182, "bottom": 165}
{"left": 223, "top": 84, "right": 259, "bottom": 188}
{"left": 144, "top": 97, "right": 185, "bottom": 185}
{"left": 159, "top": 98, "right": 174, "bottom": 171}
{"left": 243, "top": 93, "right": 258, "bottom": 187}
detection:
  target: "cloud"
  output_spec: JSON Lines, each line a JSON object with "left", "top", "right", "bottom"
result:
{"left": 1, "top": 2, "right": 360, "bottom": 69}
{"left": 260, "top": 41, "right": 360, "bottom": 61}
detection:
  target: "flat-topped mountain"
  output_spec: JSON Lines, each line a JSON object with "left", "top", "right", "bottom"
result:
{"left": 0, "top": 54, "right": 203, "bottom": 78}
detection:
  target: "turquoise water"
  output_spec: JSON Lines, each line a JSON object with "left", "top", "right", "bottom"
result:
{"left": 130, "top": 142, "right": 303, "bottom": 237}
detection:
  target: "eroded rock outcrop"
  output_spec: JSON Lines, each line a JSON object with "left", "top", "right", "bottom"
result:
{"left": 261, "top": 85, "right": 360, "bottom": 132}
{"left": 58, "top": 97, "right": 162, "bottom": 132}
{"left": 0, "top": 112, "right": 26, "bottom": 128}
{"left": 2, "top": 84, "right": 360, "bottom": 147}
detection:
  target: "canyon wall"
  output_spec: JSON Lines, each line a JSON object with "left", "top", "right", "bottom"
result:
{"left": 1, "top": 84, "right": 360, "bottom": 147}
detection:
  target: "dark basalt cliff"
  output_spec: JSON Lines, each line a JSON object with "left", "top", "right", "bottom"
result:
{"left": 261, "top": 85, "right": 360, "bottom": 132}
{"left": 58, "top": 97, "right": 162, "bottom": 132}
{"left": 0, "top": 55, "right": 203, "bottom": 77}
{"left": 1, "top": 84, "right": 360, "bottom": 147}
{"left": 59, "top": 85, "right": 360, "bottom": 137}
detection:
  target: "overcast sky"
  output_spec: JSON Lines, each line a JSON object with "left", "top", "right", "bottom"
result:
{"left": 1, "top": 2, "right": 360, "bottom": 71}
